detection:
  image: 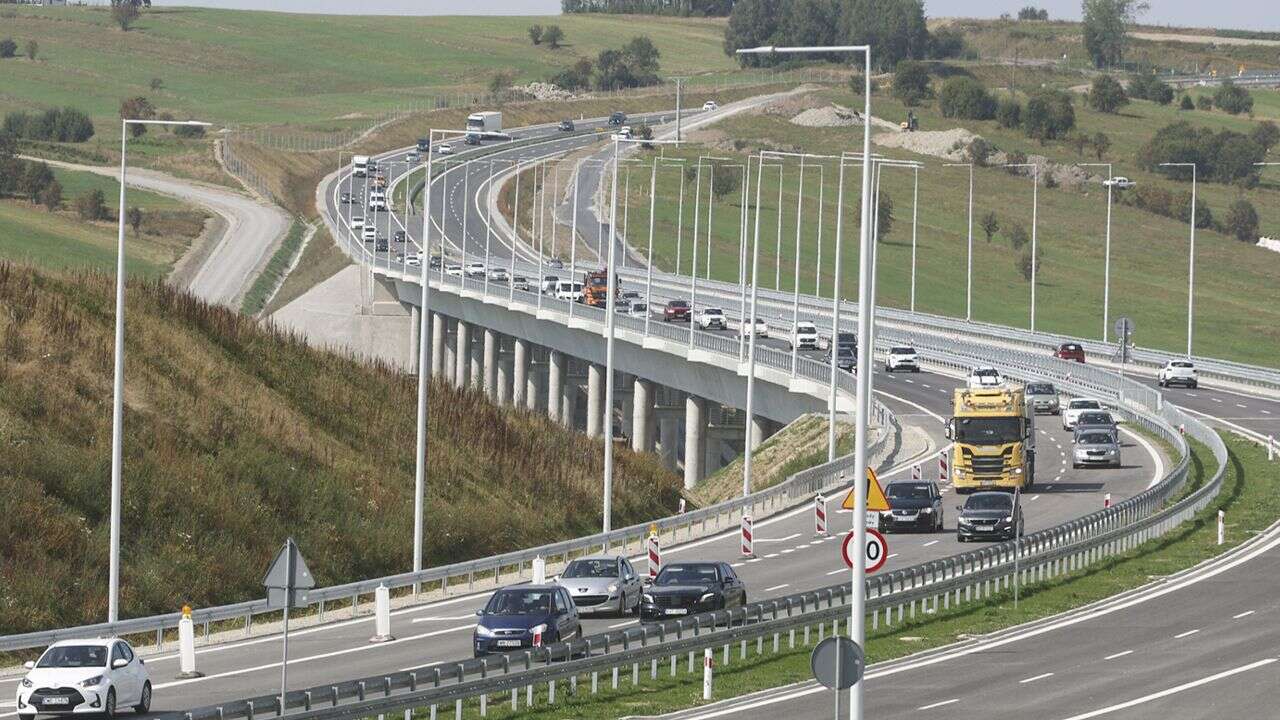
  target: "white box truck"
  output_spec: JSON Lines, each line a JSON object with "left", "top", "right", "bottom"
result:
{"left": 466, "top": 111, "right": 503, "bottom": 135}
{"left": 353, "top": 155, "right": 370, "bottom": 178}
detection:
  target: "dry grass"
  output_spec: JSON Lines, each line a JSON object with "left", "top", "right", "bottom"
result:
{"left": 0, "top": 262, "right": 680, "bottom": 633}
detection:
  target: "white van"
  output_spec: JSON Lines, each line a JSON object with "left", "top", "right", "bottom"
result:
{"left": 555, "top": 280, "right": 584, "bottom": 302}
{"left": 353, "top": 155, "right": 370, "bottom": 178}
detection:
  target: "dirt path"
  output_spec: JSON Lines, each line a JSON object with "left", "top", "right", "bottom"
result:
{"left": 28, "top": 157, "right": 291, "bottom": 308}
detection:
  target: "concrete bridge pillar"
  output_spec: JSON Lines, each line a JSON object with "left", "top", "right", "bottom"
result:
{"left": 483, "top": 328, "right": 499, "bottom": 400}
{"left": 469, "top": 327, "right": 483, "bottom": 389}
{"left": 408, "top": 305, "right": 420, "bottom": 373}
{"left": 454, "top": 320, "right": 471, "bottom": 389}
{"left": 431, "top": 312, "right": 445, "bottom": 379}
{"left": 526, "top": 350, "right": 543, "bottom": 413}
{"left": 586, "top": 363, "right": 604, "bottom": 438}
{"left": 512, "top": 338, "right": 529, "bottom": 407}
{"left": 659, "top": 415, "right": 679, "bottom": 472}
{"left": 750, "top": 414, "right": 770, "bottom": 452}
{"left": 547, "top": 349, "right": 565, "bottom": 424}
{"left": 442, "top": 318, "right": 456, "bottom": 385}
{"left": 684, "top": 394, "right": 708, "bottom": 490}
{"left": 497, "top": 352, "right": 512, "bottom": 406}
{"left": 632, "top": 378, "right": 654, "bottom": 453}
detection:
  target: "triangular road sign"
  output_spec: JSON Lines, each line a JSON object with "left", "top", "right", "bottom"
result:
{"left": 841, "top": 467, "right": 892, "bottom": 512}
{"left": 263, "top": 538, "right": 315, "bottom": 608}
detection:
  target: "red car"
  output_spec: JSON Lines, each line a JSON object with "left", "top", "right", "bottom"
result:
{"left": 663, "top": 299, "right": 691, "bottom": 322}
{"left": 1054, "top": 342, "right": 1086, "bottom": 363}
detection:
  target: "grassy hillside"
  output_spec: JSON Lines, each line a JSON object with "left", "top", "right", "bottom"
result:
{"left": 606, "top": 81, "right": 1280, "bottom": 366}
{"left": 0, "top": 263, "right": 680, "bottom": 633}
{"left": 0, "top": 167, "right": 206, "bottom": 277}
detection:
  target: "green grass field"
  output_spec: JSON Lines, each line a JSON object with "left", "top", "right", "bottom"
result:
{"left": 609, "top": 83, "right": 1280, "bottom": 366}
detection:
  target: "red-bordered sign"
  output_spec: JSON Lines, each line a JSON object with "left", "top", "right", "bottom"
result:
{"left": 841, "top": 529, "right": 889, "bottom": 574}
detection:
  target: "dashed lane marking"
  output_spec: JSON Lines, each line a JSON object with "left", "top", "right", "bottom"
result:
{"left": 918, "top": 699, "right": 960, "bottom": 710}
{"left": 1234, "top": 610, "right": 1255, "bottom": 619}
{"left": 1020, "top": 672, "right": 1054, "bottom": 683}
{"left": 1104, "top": 650, "right": 1134, "bottom": 660}
{"left": 1174, "top": 629, "right": 1201, "bottom": 639}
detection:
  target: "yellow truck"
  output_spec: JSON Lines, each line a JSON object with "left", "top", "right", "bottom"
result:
{"left": 945, "top": 387, "right": 1036, "bottom": 492}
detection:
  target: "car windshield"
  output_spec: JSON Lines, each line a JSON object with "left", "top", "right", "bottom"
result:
{"left": 887, "top": 483, "right": 933, "bottom": 500}
{"left": 837, "top": 333, "right": 856, "bottom": 344}
{"left": 484, "top": 589, "right": 553, "bottom": 616}
{"left": 1026, "top": 383, "right": 1055, "bottom": 395}
{"left": 835, "top": 347, "right": 854, "bottom": 358}
{"left": 1172, "top": 362, "right": 1194, "bottom": 369}
{"left": 953, "top": 417, "right": 1023, "bottom": 444}
{"left": 891, "top": 347, "right": 915, "bottom": 354}
{"left": 670, "top": 301, "right": 688, "bottom": 308}
{"left": 563, "top": 559, "right": 618, "bottom": 579}
{"left": 705, "top": 308, "right": 723, "bottom": 315}
{"left": 973, "top": 369, "right": 1000, "bottom": 380}
{"left": 1061, "top": 344, "right": 1081, "bottom": 352}
{"left": 654, "top": 564, "right": 719, "bottom": 586}
{"left": 965, "top": 495, "right": 1013, "bottom": 511}
{"left": 1079, "top": 432, "right": 1114, "bottom": 445}
{"left": 798, "top": 323, "right": 816, "bottom": 332}
{"left": 1078, "top": 412, "right": 1113, "bottom": 425}
{"left": 38, "top": 645, "right": 108, "bottom": 669}
{"left": 1069, "top": 400, "right": 1101, "bottom": 410}
{"left": 632, "top": 303, "right": 647, "bottom": 311}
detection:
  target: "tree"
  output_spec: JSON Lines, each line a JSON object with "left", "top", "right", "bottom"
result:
{"left": 928, "top": 26, "right": 967, "bottom": 59}
{"left": 119, "top": 97, "right": 155, "bottom": 136}
{"left": 1092, "top": 131, "right": 1111, "bottom": 160}
{"left": 25, "top": 40, "right": 37, "bottom": 61}
{"left": 1017, "top": 246, "right": 1043, "bottom": 281}
{"left": 112, "top": 1, "right": 140, "bottom": 31}
{"left": 848, "top": 72, "right": 878, "bottom": 97}
{"left": 1128, "top": 72, "right": 1173, "bottom": 104}
{"left": 1087, "top": 74, "right": 1128, "bottom": 113}
{"left": 542, "top": 25, "right": 564, "bottom": 49}
{"left": 622, "top": 35, "right": 661, "bottom": 86}
{"left": 1081, "top": 0, "right": 1147, "bottom": 68}
{"left": 76, "top": 189, "right": 108, "bottom": 221}
{"left": 528, "top": 24, "right": 543, "bottom": 45}
{"left": 1212, "top": 82, "right": 1253, "bottom": 115}
{"left": 1179, "top": 94, "right": 1194, "bottom": 111}
{"left": 1069, "top": 132, "right": 1090, "bottom": 157}
{"left": 938, "top": 77, "right": 996, "bottom": 120}
{"left": 891, "top": 60, "right": 932, "bottom": 106}
{"left": 1017, "top": 6, "right": 1049, "bottom": 20}
{"left": 966, "top": 137, "right": 992, "bottom": 166}
{"left": 1024, "top": 89, "right": 1075, "bottom": 143}
{"left": 173, "top": 123, "right": 205, "bottom": 139}
{"left": 723, "top": 0, "right": 785, "bottom": 67}
{"left": 1006, "top": 222, "right": 1029, "bottom": 250}
{"left": 127, "top": 206, "right": 143, "bottom": 236}
{"left": 1249, "top": 121, "right": 1279, "bottom": 153}
{"left": 20, "top": 161, "right": 54, "bottom": 203}
{"left": 549, "top": 58, "right": 593, "bottom": 91}
{"left": 1196, "top": 94, "right": 1213, "bottom": 111}
{"left": 0, "top": 39, "right": 16, "bottom": 59}
{"left": 1223, "top": 198, "right": 1259, "bottom": 242}
{"left": 488, "top": 70, "right": 515, "bottom": 95}
{"left": 150, "top": 77, "right": 164, "bottom": 91}
{"left": 37, "top": 180, "right": 62, "bottom": 212}
{"left": 710, "top": 164, "right": 741, "bottom": 199}
{"left": 980, "top": 211, "right": 999, "bottom": 242}
{"left": 837, "top": 0, "right": 930, "bottom": 70}
{"left": 997, "top": 98, "right": 1022, "bottom": 128}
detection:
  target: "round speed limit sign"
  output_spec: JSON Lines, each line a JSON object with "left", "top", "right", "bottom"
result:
{"left": 841, "top": 529, "right": 889, "bottom": 574}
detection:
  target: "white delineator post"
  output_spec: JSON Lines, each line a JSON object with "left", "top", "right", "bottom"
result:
{"left": 815, "top": 494, "right": 829, "bottom": 537}
{"left": 177, "top": 605, "right": 201, "bottom": 678}
{"left": 912, "top": 464, "right": 921, "bottom": 481}
{"left": 1104, "top": 493, "right": 1112, "bottom": 509}
{"left": 702, "top": 648, "right": 714, "bottom": 700}
{"left": 371, "top": 584, "right": 393, "bottom": 643}
{"left": 1217, "top": 510, "right": 1225, "bottom": 546}
{"left": 532, "top": 555, "right": 546, "bottom": 584}
{"left": 741, "top": 514, "right": 755, "bottom": 558}
{"left": 1269, "top": 435, "right": 1275, "bottom": 461}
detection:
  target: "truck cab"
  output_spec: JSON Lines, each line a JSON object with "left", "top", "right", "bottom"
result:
{"left": 946, "top": 387, "right": 1036, "bottom": 493}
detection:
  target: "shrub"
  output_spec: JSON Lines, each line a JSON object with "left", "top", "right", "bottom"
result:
{"left": 1196, "top": 94, "right": 1213, "bottom": 111}
{"left": 1223, "top": 198, "right": 1259, "bottom": 242}
{"left": 1024, "top": 89, "right": 1075, "bottom": 143}
{"left": 1092, "top": 131, "right": 1111, "bottom": 160}
{"left": 848, "top": 72, "right": 879, "bottom": 96}
{"left": 75, "top": 189, "right": 109, "bottom": 221}
{"left": 0, "top": 38, "right": 15, "bottom": 59}
{"left": 892, "top": 61, "right": 932, "bottom": 107}
{"left": 1129, "top": 72, "right": 1174, "bottom": 104}
{"left": 150, "top": 77, "right": 164, "bottom": 91}
{"left": 173, "top": 123, "right": 206, "bottom": 139}
{"left": 1212, "top": 82, "right": 1253, "bottom": 115}
{"left": 966, "top": 137, "right": 992, "bottom": 166}
{"left": 1172, "top": 190, "right": 1213, "bottom": 229}
{"left": 3, "top": 107, "right": 95, "bottom": 143}
{"left": 528, "top": 24, "right": 543, "bottom": 45}
{"left": 980, "top": 211, "right": 999, "bottom": 242}
{"left": 938, "top": 77, "right": 996, "bottom": 120}
{"left": 928, "top": 27, "right": 967, "bottom": 59}
{"left": 1017, "top": 246, "right": 1042, "bottom": 281}
{"left": 1250, "top": 121, "right": 1280, "bottom": 153}
{"left": 119, "top": 97, "right": 156, "bottom": 137}
{"left": 543, "top": 25, "right": 564, "bottom": 49}
{"left": 1006, "top": 222, "right": 1029, "bottom": 250}
{"left": 1137, "top": 121, "right": 1264, "bottom": 185}
{"left": 37, "top": 180, "right": 62, "bottom": 211}
{"left": 25, "top": 39, "right": 37, "bottom": 61}
{"left": 1179, "top": 94, "right": 1194, "bottom": 110}
{"left": 1087, "top": 75, "right": 1128, "bottom": 113}
{"left": 996, "top": 98, "right": 1022, "bottom": 128}
{"left": 19, "top": 160, "right": 54, "bottom": 202}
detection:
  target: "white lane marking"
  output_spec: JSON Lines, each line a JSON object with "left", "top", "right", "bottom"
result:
{"left": 1234, "top": 610, "right": 1255, "bottom": 619}
{"left": 1173, "top": 628, "right": 1200, "bottom": 639}
{"left": 1020, "top": 672, "right": 1054, "bottom": 683}
{"left": 1212, "top": 397, "right": 1222, "bottom": 403}
{"left": 1057, "top": 658, "right": 1277, "bottom": 720}
{"left": 412, "top": 614, "right": 479, "bottom": 623}
{"left": 922, "top": 540, "right": 939, "bottom": 547}
{"left": 763, "top": 553, "right": 780, "bottom": 559}
{"left": 905, "top": 378, "right": 914, "bottom": 383}
{"left": 1120, "top": 425, "right": 1165, "bottom": 490}
{"left": 826, "top": 569, "right": 846, "bottom": 576}
{"left": 609, "top": 620, "right": 639, "bottom": 629}
{"left": 1186, "top": 392, "right": 1198, "bottom": 397}
{"left": 1028, "top": 495, "right": 1040, "bottom": 501}
{"left": 918, "top": 698, "right": 960, "bottom": 710}
{"left": 731, "top": 562, "right": 746, "bottom": 568}
{"left": 780, "top": 549, "right": 795, "bottom": 554}
{"left": 764, "top": 584, "right": 790, "bottom": 592}
{"left": 1262, "top": 409, "right": 1272, "bottom": 415}
{"left": 757, "top": 533, "right": 801, "bottom": 543}
{"left": 1181, "top": 405, "right": 1275, "bottom": 445}
{"left": 1104, "top": 650, "right": 1134, "bottom": 660}
{"left": 809, "top": 540, "right": 824, "bottom": 545}
{"left": 887, "top": 553, "right": 900, "bottom": 559}
{"left": 1237, "top": 403, "right": 1248, "bottom": 409}
{"left": 922, "top": 383, "right": 931, "bottom": 388}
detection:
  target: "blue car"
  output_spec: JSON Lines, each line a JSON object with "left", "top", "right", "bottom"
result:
{"left": 473, "top": 585, "right": 580, "bottom": 657}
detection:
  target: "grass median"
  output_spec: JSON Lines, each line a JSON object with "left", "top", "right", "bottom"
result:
{"left": 430, "top": 434, "right": 1276, "bottom": 719}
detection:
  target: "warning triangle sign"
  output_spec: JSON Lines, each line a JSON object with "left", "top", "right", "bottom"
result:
{"left": 841, "top": 467, "right": 892, "bottom": 512}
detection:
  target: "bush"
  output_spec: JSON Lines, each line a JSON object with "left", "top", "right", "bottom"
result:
{"left": 528, "top": 24, "right": 543, "bottom": 45}
{"left": 549, "top": 58, "right": 593, "bottom": 91}
{"left": 938, "top": 77, "right": 996, "bottom": 120}
{"left": 1006, "top": 222, "right": 1029, "bottom": 250}
{"left": 0, "top": 38, "right": 15, "bottom": 59}
{"left": 1213, "top": 82, "right": 1253, "bottom": 115}
{"left": 1137, "top": 121, "right": 1264, "bottom": 185}
{"left": 928, "top": 27, "right": 967, "bottom": 59}
{"left": 1223, "top": 198, "right": 1259, "bottom": 242}
{"left": 1172, "top": 190, "right": 1213, "bottom": 229}
{"left": 75, "top": 189, "right": 109, "bottom": 221}
{"left": 1087, "top": 75, "right": 1128, "bottom": 113}
{"left": 848, "top": 72, "right": 879, "bottom": 96}
{"left": 996, "top": 98, "right": 1022, "bottom": 128}
{"left": 119, "top": 97, "right": 156, "bottom": 137}
{"left": 37, "top": 180, "right": 62, "bottom": 211}
{"left": 1017, "top": 6, "right": 1049, "bottom": 20}
{"left": 966, "top": 137, "right": 992, "bottom": 166}
{"left": 543, "top": 25, "right": 564, "bottom": 49}
{"left": 3, "top": 108, "right": 95, "bottom": 143}
{"left": 1129, "top": 72, "right": 1174, "bottom": 104}
{"left": 892, "top": 61, "right": 932, "bottom": 107}
{"left": 1017, "top": 246, "right": 1042, "bottom": 281}
{"left": 1250, "top": 121, "right": 1280, "bottom": 153}
{"left": 173, "top": 123, "right": 206, "bottom": 139}
{"left": 1024, "top": 89, "right": 1075, "bottom": 143}
{"left": 1196, "top": 94, "right": 1213, "bottom": 111}
{"left": 1179, "top": 94, "right": 1194, "bottom": 110}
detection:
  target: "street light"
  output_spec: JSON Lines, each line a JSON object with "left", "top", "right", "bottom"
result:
{"left": 1159, "top": 161, "right": 1197, "bottom": 357}
{"left": 1078, "top": 163, "right": 1118, "bottom": 343}
{"left": 943, "top": 162, "right": 974, "bottom": 322}
{"left": 109, "top": 117, "right": 210, "bottom": 623}
{"left": 1003, "top": 162, "right": 1039, "bottom": 332}
{"left": 739, "top": 44, "right": 874, "bottom": 720}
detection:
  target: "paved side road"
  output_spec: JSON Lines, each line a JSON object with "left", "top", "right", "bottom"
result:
{"left": 27, "top": 157, "right": 291, "bottom": 308}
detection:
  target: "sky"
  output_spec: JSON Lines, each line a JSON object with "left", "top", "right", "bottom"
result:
{"left": 149, "top": 1, "right": 1280, "bottom": 32}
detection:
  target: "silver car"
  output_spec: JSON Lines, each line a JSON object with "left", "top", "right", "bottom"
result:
{"left": 1073, "top": 429, "right": 1121, "bottom": 468}
{"left": 1024, "top": 381, "right": 1060, "bottom": 415}
{"left": 556, "top": 555, "right": 642, "bottom": 616}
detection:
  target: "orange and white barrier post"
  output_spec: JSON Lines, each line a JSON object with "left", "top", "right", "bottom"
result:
{"left": 939, "top": 450, "right": 949, "bottom": 483}
{"left": 911, "top": 464, "right": 921, "bottom": 481}
{"left": 647, "top": 533, "right": 661, "bottom": 580}
{"left": 1104, "top": 493, "right": 1112, "bottom": 508}
{"left": 741, "top": 514, "right": 755, "bottom": 558}
{"left": 814, "top": 495, "right": 828, "bottom": 537}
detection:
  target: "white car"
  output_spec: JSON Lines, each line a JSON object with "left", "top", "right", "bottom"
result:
{"left": 1103, "top": 176, "right": 1135, "bottom": 189}
{"left": 626, "top": 301, "right": 649, "bottom": 318}
{"left": 541, "top": 275, "right": 561, "bottom": 294}
{"left": 616, "top": 126, "right": 632, "bottom": 139}
{"left": 741, "top": 318, "right": 769, "bottom": 338}
{"left": 885, "top": 345, "right": 920, "bottom": 372}
{"left": 368, "top": 194, "right": 387, "bottom": 212}
{"left": 696, "top": 308, "right": 727, "bottom": 330}
{"left": 703, "top": 100, "right": 719, "bottom": 111}
{"left": 793, "top": 321, "right": 819, "bottom": 350}
{"left": 1158, "top": 360, "right": 1198, "bottom": 389}
{"left": 16, "top": 639, "right": 152, "bottom": 718}
{"left": 350, "top": 215, "right": 365, "bottom": 231}
{"left": 405, "top": 253, "right": 422, "bottom": 267}
{"left": 465, "top": 262, "right": 486, "bottom": 278}
{"left": 436, "top": 143, "right": 454, "bottom": 155}
{"left": 487, "top": 267, "right": 510, "bottom": 282}
{"left": 1063, "top": 398, "right": 1104, "bottom": 430}
{"left": 967, "top": 366, "right": 1004, "bottom": 388}
{"left": 362, "top": 225, "right": 377, "bottom": 242}
{"left": 444, "top": 263, "right": 463, "bottom": 277}
{"left": 554, "top": 280, "right": 583, "bottom": 302}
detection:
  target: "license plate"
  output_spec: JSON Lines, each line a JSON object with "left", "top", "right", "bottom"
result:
{"left": 496, "top": 640, "right": 521, "bottom": 647}
{"left": 43, "top": 697, "right": 69, "bottom": 706}
{"left": 665, "top": 608, "right": 688, "bottom": 615}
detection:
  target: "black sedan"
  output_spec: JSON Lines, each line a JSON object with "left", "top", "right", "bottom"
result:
{"left": 473, "top": 585, "right": 580, "bottom": 657}
{"left": 956, "top": 491, "right": 1023, "bottom": 542}
{"left": 640, "top": 562, "right": 746, "bottom": 622}
{"left": 879, "top": 481, "right": 944, "bottom": 532}
{"left": 826, "top": 345, "right": 856, "bottom": 372}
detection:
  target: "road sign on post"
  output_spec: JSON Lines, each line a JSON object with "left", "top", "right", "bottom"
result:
{"left": 811, "top": 636, "right": 865, "bottom": 690}
{"left": 841, "top": 528, "right": 888, "bottom": 574}
{"left": 841, "top": 468, "right": 890, "bottom": 512}
{"left": 262, "top": 538, "right": 315, "bottom": 715}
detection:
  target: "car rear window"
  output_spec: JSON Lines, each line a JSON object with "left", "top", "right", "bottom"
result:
{"left": 1069, "top": 399, "right": 1101, "bottom": 409}
{"left": 1172, "top": 361, "right": 1194, "bottom": 368}
{"left": 1026, "top": 383, "right": 1055, "bottom": 395}
{"left": 891, "top": 347, "right": 915, "bottom": 354}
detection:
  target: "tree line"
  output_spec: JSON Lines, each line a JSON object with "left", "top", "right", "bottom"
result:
{"left": 562, "top": 0, "right": 733, "bottom": 16}
{"left": 3, "top": 107, "right": 94, "bottom": 144}
{"left": 546, "top": 35, "right": 662, "bottom": 92}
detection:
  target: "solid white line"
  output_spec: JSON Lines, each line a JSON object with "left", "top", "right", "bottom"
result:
{"left": 887, "top": 553, "right": 900, "bottom": 559}
{"left": 764, "top": 584, "right": 790, "bottom": 592}
{"left": 411, "top": 614, "right": 477, "bottom": 623}
{"left": 1119, "top": 424, "right": 1165, "bottom": 490}
{"left": 609, "top": 620, "right": 639, "bottom": 629}
{"left": 918, "top": 698, "right": 960, "bottom": 710}
{"left": 731, "top": 562, "right": 746, "bottom": 568}
{"left": 1020, "top": 672, "right": 1054, "bottom": 683}
{"left": 1056, "top": 658, "right": 1277, "bottom": 720}
{"left": 1233, "top": 610, "right": 1255, "bottom": 619}
{"left": 1262, "top": 409, "right": 1272, "bottom": 415}
{"left": 763, "top": 553, "right": 780, "bottom": 559}
{"left": 757, "top": 533, "right": 801, "bottom": 543}
{"left": 1173, "top": 628, "right": 1200, "bottom": 639}
{"left": 1104, "top": 650, "right": 1133, "bottom": 660}
{"left": 826, "top": 569, "right": 845, "bottom": 576}
{"left": 922, "top": 540, "right": 939, "bottom": 547}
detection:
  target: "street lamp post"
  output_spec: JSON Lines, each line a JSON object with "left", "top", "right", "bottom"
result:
{"left": 943, "top": 162, "right": 974, "bottom": 321}
{"left": 1160, "top": 162, "right": 1198, "bottom": 357}
{"left": 739, "top": 44, "right": 874, "bottom": 720}
{"left": 109, "top": 117, "right": 210, "bottom": 623}
{"left": 1003, "top": 162, "right": 1039, "bottom": 331}
{"left": 1078, "top": 163, "right": 1116, "bottom": 342}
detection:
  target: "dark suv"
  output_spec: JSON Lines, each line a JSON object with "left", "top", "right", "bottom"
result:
{"left": 880, "top": 481, "right": 944, "bottom": 533}
{"left": 608, "top": 111, "right": 627, "bottom": 126}
{"left": 957, "top": 491, "right": 1023, "bottom": 542}
{"left": 640, "top": 562, "right": 746, "bottom": 622}
{"left": 559, "top": 119, "right": 575, "bottom": 132}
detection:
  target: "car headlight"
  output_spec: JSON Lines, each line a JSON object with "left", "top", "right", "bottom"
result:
{"left": 643, "top": 593, "right": 654, "bottom": 603}
{"left": 1013, "top": 467, "right": 1023, "bottom": 474}
{"left": 699, "top": 592, "right": 717, "bottom": 603}
{"left": 953, "top": 467, "right": 963, "bottom": 478}
{"left": 474, "top": 625, "right": 495, "bottom": 638}
{"left": 1003, "top": 515, "right": 1014, "bottom": 523}
{"left": 20, "top": 677, "right": 32, "bottom": 688}
{"left": 958, "top": 517, "right": 972, "bottom": 526}
{"left": 80, "top": 675, "right": 104, "bottom": 688}
{"left": 607, "top": 583, "right": 619, "bottom": 594}
{"left": 920, "top": 507, "right": 933, "bottom": 514}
